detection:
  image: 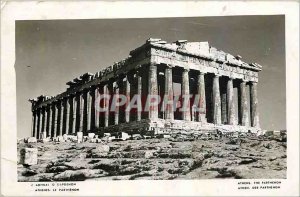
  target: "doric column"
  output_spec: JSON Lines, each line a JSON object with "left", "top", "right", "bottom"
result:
{"left": 46, "top": 105, "right": 51, "bottom": 137}
{"left": 221, "top": 83, "right": 227, "bottom": 124}
{"left": 137, "top": 69, "right": 143, "bottom": 121}
{"left": 104, "top": 84, "right": 109, "bottom": 127}
{"left": 212, "top": 74, "right": 221, "bottom": 125}
{"left": 227, "top": 78, "right": 236, "bottom": 125}
{"left": 36, "top": 108, "right": 41, "bottom": 139}
{"left": 68, "top": 95, "right": 75, "bottom": 134}
{"left": 250, "top": 81, "right": 260, "bottom": 127}
{"left": 114, "top": 84, "right": 120, "bottom": 125}
{"left": 32, "top": 110, "right": 37, "bottom": 137}
{"left": 56, "top": 101, "right": 63, "bottom": 136}
{"left": 89, "top": 87, "right": 96, "bottom": 131}
{"left": 238, "top": 80, "right": 249, "bottom": 126}
{"left": 125, "top": 75, "right": 131, "bottom": 122}
{"left": 197, "top": 72, "right": 207, "bottom": 123}
{"left": 51, "top": 103, "right": 56, "bottom": 137}
{"left": 148, "top": 63, "right": 158, "bottom": 120}
{"left": 62, "top": 98, "right": 69, "bottom": 135}
{"left": 41, "top": 108, "right": 46, "bottom": 136}
{"left": 95, "top": 86, "right": 102, "bottom": 128}
{"left": 75, "top": 93, "right": 82, "bottom": 132}
{"left": 181, "top": 68, "right": 191, "bottom": 121}
{"left": 82, "top": 91, "right": 88, "bottom": 133}
{"left": 164, "top": 65, "right": 174, "bottom": 120}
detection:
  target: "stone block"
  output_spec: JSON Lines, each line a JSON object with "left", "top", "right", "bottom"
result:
{"left": 77, "top": 132, "right": 83, "bottom": 143}
{"left": 57, "top": 136, "right": 64, "bottom": 142}
{"left": 20, "top": 148, "right": 38, "bottom": 165}
{"left": 88, "top": 133, "right": 95, "bottom": 139}
{"left": 121, "top": 132, "right": 130, "bottom": 141}
{"left": 42, "top": 137, "right": 50, "bottom": 143}
{"left": 95, "top": 145, "right": 110, "bottom": 153}
{"left": 27, "top": 137, "right": 37, "bottom": 143}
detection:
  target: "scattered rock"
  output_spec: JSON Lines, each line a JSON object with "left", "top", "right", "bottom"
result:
{"left": 269, "top": 156, "right": 277, "bottom": 161}
{"left": 21, "top": 169, "right": 37, "bottom": 176}
{"left": 145, "top": 151, "right": 155, "bottom": 159}
{"left": 239, "top": 158, "right": 257, "bottom": 165}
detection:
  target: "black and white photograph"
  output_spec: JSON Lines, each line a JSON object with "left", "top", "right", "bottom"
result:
{"left": 16, "top": 15, "right": 287, "bottom": 181}
{"left": 1, "top": 1, "right": 299, "bottom": 196}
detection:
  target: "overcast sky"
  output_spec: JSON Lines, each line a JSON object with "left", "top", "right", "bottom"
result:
{"left": 15, "top": 15, "right": 286, "bottom": 138}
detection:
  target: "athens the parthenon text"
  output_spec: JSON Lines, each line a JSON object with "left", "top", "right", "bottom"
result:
{"left": 29, "top": 38, "right": 262, "bottom": 139}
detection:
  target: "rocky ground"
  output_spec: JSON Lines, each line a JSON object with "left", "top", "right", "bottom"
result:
{"left": 17, "top": 135, "right": 286, "bottom": 181}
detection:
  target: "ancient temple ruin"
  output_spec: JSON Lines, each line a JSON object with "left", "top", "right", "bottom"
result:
{"left": 29, "top": 38, "right": 262, "bottom": 139}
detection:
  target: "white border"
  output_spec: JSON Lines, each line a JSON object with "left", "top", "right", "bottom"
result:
{"left": 1, "top": 1, "right": 299, "bottom": 196}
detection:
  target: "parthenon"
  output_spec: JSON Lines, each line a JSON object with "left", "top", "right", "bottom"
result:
{"left": 29, "top": 38, "right": 262, "bottom": 139}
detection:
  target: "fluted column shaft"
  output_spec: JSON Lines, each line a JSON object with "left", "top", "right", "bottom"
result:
{"left": 46, "top": 106, "right": 51, "bottom": 137}
{"left": 182, "top": 69, "right": 191, "bottom": 121}
{"left": 250, "top": 81, "right": 260, "bottom": 127}
{"left": 56, "top": 101, "right": 63, "bottom": 136}
{"left": 68, "top": 96, "right": 75, "bottom": 134}
{"left": 148, "top": 63, "right": 158, "bottom": 120}
{"left": 62, "top": 98, "right": 69, "bottom": 135}
{"left": 114, "top": 84, "right": 120, "bottom": 125}
{"left": 136, "top": 71, "right": 143, "bottom": 121}
{"left": 125, "top": 75, "right": 131, "bottom": 122}
{"left": 36, "top": 109, "right": 41, "bottom": 139}
{"left": 104, "top": 84, "right": 109, "bottom": 127}
{"left": 197, "top": 72, "right": 206, "bottom": 123}
{"left": 238, "top": 81, "right": 249, "bottom": 126}
{"left": 89, "top": 87, "right": 96, "bottom": 131}
{"left": 227, "top": 78, "right": 236, "bottom": 125}
{"left": 32, "top": 111, "right": 37, "bottom": 137}
{"left": 212, "top": 75, "right": 221, "bottom": 124}
{"left": 82, "top": 91, "right": 88, "bottom": 133}
{"left": 75, "top": 93, "right": 82, "bottom": 132}
{"left": 164, "top": 66, "right": 174, "bottom": 120}
{"left": 51, "top": 103, "right": 56, "bottom": 137}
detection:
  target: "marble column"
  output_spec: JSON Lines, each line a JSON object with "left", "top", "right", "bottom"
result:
{"left": 89, "top": 87, "right": 96, "bottom": 131}
{"left": 125, "top": 75, "right": 131, "bottom": 122}
{"left": 250, "top": 81, "right": 260, "bottom": 128}
{"left": 137, "top": 70, "right": 143, "bottom": 121}
{"left": 164, "top": 65, "right": 174, "bottom": 120}
{"left": 95, "top": 86, "right": 102, "bottom": 128}
{"left": 221, "top": 83, "right": 227, "bottom": 124}
{"left": 68, "top": 96, "right": 75, "bottom": 134}
{"left": 227, "top": 78, "right": 236, "bottom": 125}
{"left": 197, "top": 72, "right": 207, "bottom": 123}
{"left": 51, "top": 103, "right": 56, "bottom": 137}
{"left": 46, "top": 105, "right": 51, "bottom": 137}
{"left": 238, "top": 80, "right": 249, "bottom": 126}
{"left": 32, "top": 110, "right": 37, "bottom": 137}
{"left": 62, "top": 98, "right": 69, "bottom": 135}
{"left": 75, "top": 93, "right": 82, "bottom": 132}
{"left": 82, "top": 91, "right": 88, "bottom": 133}
{"left": 148, "top": 63, "right": 158, "bottom": 119}
{"left": 181, "top": 68, "right": 191, "bottom": 121}
{"left": 212, "top": 75, "right": 221, "bottom": 125}
{"left": 41, "top": 108, "right": 46, "bottom": 136}
{"left": 104, "top": 84, "right": 109, "bottom": 127}
{"left": 36, "top": 108, "right": 41, "bottom": 139}
{"left": 114, "top": 84, "right": 120, "bottom": 125}
{"left": 56, "top": 101, "right": 63, "bottom": 136}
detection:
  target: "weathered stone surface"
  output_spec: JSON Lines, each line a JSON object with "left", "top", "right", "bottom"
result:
{"left": 20, "top": 148, "right": 38, "bottom": 165}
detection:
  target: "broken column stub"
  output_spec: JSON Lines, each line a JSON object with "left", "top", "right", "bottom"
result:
{"left": 20, "top": 148, "right": 38, "bottom": 165}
